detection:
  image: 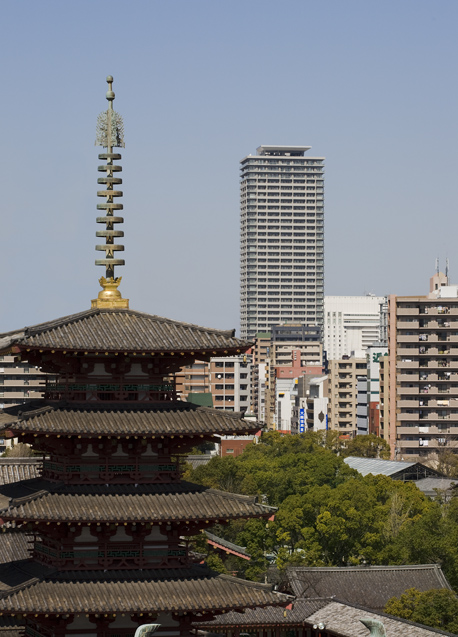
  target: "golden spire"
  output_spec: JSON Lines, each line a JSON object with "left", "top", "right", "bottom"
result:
{"left": 92, "top": 76, "right": 129, "bottom": 309}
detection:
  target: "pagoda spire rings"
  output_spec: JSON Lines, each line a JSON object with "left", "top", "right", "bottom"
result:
{"left": 92, "top": 75, "right": 128, "bottom": 309}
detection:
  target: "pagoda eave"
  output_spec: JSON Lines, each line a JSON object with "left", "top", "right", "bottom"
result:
{"left": 0, "top": 485, "right": 276, "bottom": 525}
{"left": 0, "top": 568, "right": 291, "bottom": 615}
{"left": 6, "top": 402, "right": 261, "bottom": 438}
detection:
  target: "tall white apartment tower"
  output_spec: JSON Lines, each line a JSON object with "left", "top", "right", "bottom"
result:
{"left": 240, "top": 145, "right": 324, "bottom": 340}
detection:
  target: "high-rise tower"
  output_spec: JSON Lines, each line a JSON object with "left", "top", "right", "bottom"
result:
{"left": 240, "top": 145, "right": 324, "bottom": 340}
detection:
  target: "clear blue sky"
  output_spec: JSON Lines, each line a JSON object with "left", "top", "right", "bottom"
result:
{"left": 1, "top": 0, "right": 457, "bottom": 334}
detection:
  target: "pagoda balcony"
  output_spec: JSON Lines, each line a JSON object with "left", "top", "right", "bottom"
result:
{"left": 42, "top": 456, "right": 181, "bottom": 484}
{"left": 45, "top": 378, "right": 175, "bottom": 402}
{"left": 34, "top": 540, "right": 189, "bottom": 570}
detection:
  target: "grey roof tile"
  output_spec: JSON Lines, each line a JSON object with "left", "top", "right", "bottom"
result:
{"left": 6, "top": 402, "right": 259, "bottom": 437}
{"left": 307, "top": 599, "right": 458, "bottom": 637}
{"left": 0, "top": 460, "right": 41, "bottom": 486}
{"left": 0, "top": 564, "right": 289, "bottom": 614}
{"left": 287, "top": 564, "right": 452, "bottom": 611}
{"left": 0, "top": 309, "right": 250, "bottom": 354}
{"left": 196, "top": 598, "right": 328, "bottom": 627}
{"left": 0, "top": 480, "right": 275, "bottom": 523}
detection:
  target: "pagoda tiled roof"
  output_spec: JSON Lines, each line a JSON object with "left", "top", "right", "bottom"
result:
{"left": 0, "top": 617, "right": 23, "bottom": 637}
{"left": 0, "top": 480, "right": 276, "bottom": 523}
{"left": 0, "top": 531, "right": 30, "bottom": 564}
{"left": 0, "top": 562, "right": 290, "bottom": 614}
{"left": 0, "top": 309, "right": 250, "bottom": 354}
{"left": 5, "top": 402, "right": 260, "bottom": 437}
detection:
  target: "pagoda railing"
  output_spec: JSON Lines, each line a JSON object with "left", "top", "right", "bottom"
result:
{"left": 42, "top": 456, "right": 182, "bottom": 484}
{"left": 45, "top": 377, "right": 175, "bottom": 402}
{"left": 34, "top": 540, "right": 189, "bottom": 570}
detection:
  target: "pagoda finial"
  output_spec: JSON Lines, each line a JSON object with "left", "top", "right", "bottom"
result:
{"left": 92, "top": 75, "right": 129, "bottom": 309}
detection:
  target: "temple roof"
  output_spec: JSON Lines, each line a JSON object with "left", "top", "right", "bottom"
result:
{"left": 0, "top": 562, "right": 290, "bottom": 614}
{"left": 0, "top": 480, "right": 275, "bottom": 523}
{"left": 5, "top": 402, "right": 259, "bottom": 437}
{"left": 196, "top": 597, "right": 329, "bottom": 627}
{"left": 0, "top": 531, "right": 30, "bottom": 564}
{"left": 196, "top": 598, "right": 458, "bottom": 637}
{"left": 205, "top": 531, "right": 251, "bottom": 560}
{"left": 0, "top": 308, "right": 250, "bottom": 354}
{"left": 286, "top": 564, "right": 452, "bottom": 611}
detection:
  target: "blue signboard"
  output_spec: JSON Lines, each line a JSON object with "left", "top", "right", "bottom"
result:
{"left": 299, "top": 408, "right": 305, "bottom": 433}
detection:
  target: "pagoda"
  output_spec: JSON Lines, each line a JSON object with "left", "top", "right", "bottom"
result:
{"left": 0, "top": 78, "right": 290, "bottom": 637}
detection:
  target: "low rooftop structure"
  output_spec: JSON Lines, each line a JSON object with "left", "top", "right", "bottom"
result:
{"left": 415, "top": 477, "right": 458, "bottom": 498}
{"left": 344, "top": 456, "right": 443, "bottom": 481}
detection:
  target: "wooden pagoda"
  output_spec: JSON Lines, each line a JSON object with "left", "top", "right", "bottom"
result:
{"left": 0, "top": 77, "right": 289, "bottom": 637}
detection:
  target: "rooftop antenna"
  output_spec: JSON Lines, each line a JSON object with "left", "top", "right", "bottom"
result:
{"left": 92, "top": 76, "right": 129, "bottom": 309}
{"left": 446, "top": 257, "right": 449, "bottom": 281}
{"left": 436, "top": 257, "right": 439, "bottom": 275}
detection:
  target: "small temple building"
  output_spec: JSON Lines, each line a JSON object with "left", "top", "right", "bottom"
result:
{"left": 0, "top": 77, "right": 290, "bottom": 637}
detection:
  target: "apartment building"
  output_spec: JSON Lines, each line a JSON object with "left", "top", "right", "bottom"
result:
{"left": 388, "top": 272, "right": 458, "bottom": 459}
{"left": 210, "top": 356, "right": 252, "bottom": 413}
{"left": 379, "top": 354, "right": 390, "bottom": 445}
{"left": 301, "top": 375, "right": 329, "bottom": 434}
{"left": 0, "top": 355, "right": 47, "bottom": 408}
{"left": 327, "top": 357, "right": 368, "bottom": 437}
{"left": 250, "top": 333, "right": 271, "bottom": 422}
{"left": 324, "top": 295, "right": 387, "bottom": 360}
{"left": 240, "top": 145, "right": 324, "bottom": 340}
{"left": 255, "top": 325, "right": 324, "bottom": 428}
{"left": 175, "top": 361, "right": 211, "bottom": 401}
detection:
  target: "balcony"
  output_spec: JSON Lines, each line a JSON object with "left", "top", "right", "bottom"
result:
{"left": 398, "top": 413, "right": 419, "bottom": 421}
{"left": 397, "top": 307, "right": 419, "bottom": 316}
{"left": 397, "top": 335, "right": 422, "bottom": 344}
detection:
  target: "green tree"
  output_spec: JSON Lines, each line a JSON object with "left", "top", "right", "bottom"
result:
{"left": 385, "top": 588, "right": 458, "bottom": 633}
{"left": 2, "top": 442, "right": 34, "bottom": 457}
{"left": 342, "top": 434, "right": 391, "bottom": 459}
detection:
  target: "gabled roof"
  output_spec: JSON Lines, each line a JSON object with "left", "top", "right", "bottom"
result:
{"left": 205, "top": 531, "right": 251, "bottom": 560}
{"left": 344, "top": 456, "right": 443, "bottom": 480}
{"left": 287, "top": 564, "right": 452, "bottom": 611}
{"left": 196, "top": 597, "right": 458, "bottom": 636}
{"left": 5, "top": 401, "right": 259, "bottom": 437}
{"left": 0, "top": 479, "right": 276, "bottom": 524}
{"left": 0, "top": 562, "right": 290, "bottom": 614}
{"left": 306, "top": 599, "right": 458, "bottom": 637}
{"left": 0, "top": 308, "right": 250, "bottom": 354}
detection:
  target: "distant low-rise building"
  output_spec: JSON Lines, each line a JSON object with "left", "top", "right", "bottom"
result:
{"left": 324, "top": 295, "right": 387, "bottom": 360}
{"left": 0, "top": 355, "right": 48, "bottom": 408}
{"left": 327, "top": 357, "right": 367, "bottom": 438}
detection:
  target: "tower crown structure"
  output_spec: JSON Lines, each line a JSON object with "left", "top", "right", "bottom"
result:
{"left": 0, "top": 77, "right": 289, "bottom": 637}
{"left": 93, "top": 76, "right": 128, "bottom": 309}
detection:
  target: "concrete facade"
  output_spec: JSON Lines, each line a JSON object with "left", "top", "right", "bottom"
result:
{"left": 387, "top": 272, "right": 458, "bottom": 460}
{"left": 240, "top": 145, "right": 324, "bottom": 340}
{"left": 210, "top": 356, "right": 252, "bottom": 413}
{"left": 324, "top": 295, "right": 387, "bottom": 360}
{"left": 327, "top": 357, "right": 368, "bottom": 438}
{"left": 0, "top": 355, "right": 48, "bottom": 408}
